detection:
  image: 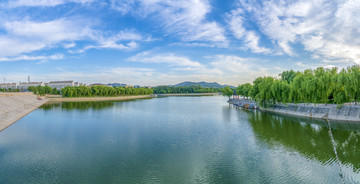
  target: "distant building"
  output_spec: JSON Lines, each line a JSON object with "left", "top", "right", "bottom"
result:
{"left": 0, "top": 83, "right": 18, "bottom": 90}
{"left": 74, "top": 82, "right": 84, "bottom": 87}
{"left": 0, "top": 80, "right": 84, "bottom": 91}
{"left": 47, "top": 80, "right": 75, "bottom": 89}
{"left": 125, "top": 85, "right": 134, "bottom": 88}
{"left": 18, "top": 82, "right": 45, "bottom": 91}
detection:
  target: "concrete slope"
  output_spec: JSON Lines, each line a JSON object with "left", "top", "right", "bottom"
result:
{"left": 0, "top": 93, "right": 48, "bottom": 132}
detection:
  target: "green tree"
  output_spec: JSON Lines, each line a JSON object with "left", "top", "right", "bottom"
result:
{"left": 222, "top": 86, "right": 234, "bottom": 99}
{"left": 279, "top": 70, "right": 296, "bottom": 84}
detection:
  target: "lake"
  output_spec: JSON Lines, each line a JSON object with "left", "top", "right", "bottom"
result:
{"left": 0, "top": 96, "right": 359, "bottom": 183}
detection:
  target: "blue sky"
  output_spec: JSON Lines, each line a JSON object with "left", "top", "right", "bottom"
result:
{"left": 0, "top": 0, "right": 359, "bottom": 86}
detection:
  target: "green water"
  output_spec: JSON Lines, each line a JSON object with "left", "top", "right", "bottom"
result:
{"left": 0, "top": 96, "right": 359, "bottom": 183}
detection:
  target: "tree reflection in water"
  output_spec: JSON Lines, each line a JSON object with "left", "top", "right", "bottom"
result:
{"left": 41, "top": 101, "right": 116, "bottom": 111}
{"left": 247, "top": 111, "right": 360, "bottom": 173}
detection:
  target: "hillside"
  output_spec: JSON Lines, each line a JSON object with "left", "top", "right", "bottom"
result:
{"left": 173, "top": 81, "right": 234, "bottom": 88}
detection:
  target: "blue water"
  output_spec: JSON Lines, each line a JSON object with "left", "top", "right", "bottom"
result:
{"left": 0, "top": 96, "right": 359, "bottom": 183}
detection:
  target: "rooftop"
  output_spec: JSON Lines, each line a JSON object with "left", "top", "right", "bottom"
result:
{"left": 49, "top": 80, "right": 74, "bottom": 83}
{"left": 0, "top": 83, "right": 17, "bottom": 85}
{"left": 19, "top": 82, "right": 43, "bottom": 84}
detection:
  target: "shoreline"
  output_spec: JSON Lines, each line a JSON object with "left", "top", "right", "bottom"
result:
{"left": 46, "top": 93, "right": 218, "bottom": 102}
{"left": 0, "top": 93, "right": 155, "bottom": 132}
{"left": 47, "top": 95, "right": 154, "bottom": 102}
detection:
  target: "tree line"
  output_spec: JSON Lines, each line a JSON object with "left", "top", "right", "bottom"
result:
{"left": 28, "top": 85, "right": 153, "bottom": 97}
{"left": 61, "top": 85, "right": 153, "bottom": 97}
{"left": 28, "top": 86, "right": 61, "bottom": 95}
{"left": 0, "top": 88, "right": 19, "bottom": 92}
{"left": 152, "top": 85, "right": 220, "bottom": 94}
{"left": 237, "top": 65, "right": 360, "bottom": 106}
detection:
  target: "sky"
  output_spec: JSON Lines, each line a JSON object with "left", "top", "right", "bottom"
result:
{"left": 0, "top": 0, "right": 359, "bottom": 86}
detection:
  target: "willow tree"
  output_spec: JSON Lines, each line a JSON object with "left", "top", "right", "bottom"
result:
{"left": 234, "top": 65, "right": 360, "bottom": 106}
{"left": 270, "top": 80, "right": 290, "bottom": 103}
{"left": 279, "top": 69, "right": 296, "bottom": 84}
{"left": 250, "top": 77, "right": 263, "bottom": 100}
{"left": 237, "top": 83, "right": 252, "bottom": 99}
{"left": 257, "top": 77, "right": 275, "bottom": 105}
{"left": 333, "top": 68, "right": 348, "bottom": 104}
{"left": 349, "top": 66, "right": 360, "bottom": 103}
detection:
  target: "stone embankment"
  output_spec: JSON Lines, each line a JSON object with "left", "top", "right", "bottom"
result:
{"left": 228, "top": 99, "right": 360, "bottom": 122}
{"left": 262, "top": 103, "right": 360, "bottom": 122}
{"left": 0, "top": 93, "right": 48, "bottom": 132}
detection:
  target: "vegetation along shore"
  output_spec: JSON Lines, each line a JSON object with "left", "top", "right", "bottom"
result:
{"left": 236, "top": 65, "right": 360, "bottom": 106}
{"left": 231, "top": 65, "right": 360, "bottom": 122}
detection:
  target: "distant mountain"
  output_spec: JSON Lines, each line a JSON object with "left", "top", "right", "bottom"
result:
{"left": 173, "top": 81, "right": 234, "bottom": 88}
{"left": 107, "top": 83, "right": 127, "bottom": 87}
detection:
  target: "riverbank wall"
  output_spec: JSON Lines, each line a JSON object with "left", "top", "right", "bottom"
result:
{"left": 228, "top": 99, "right": 360, "bottom": 122}
{"left": 0, "top": 93, "right": 48, "bottom": 132}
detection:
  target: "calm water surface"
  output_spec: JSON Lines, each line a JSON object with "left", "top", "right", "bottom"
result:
{"left": 0, "top": 96, "right": 360, "bottom": 183}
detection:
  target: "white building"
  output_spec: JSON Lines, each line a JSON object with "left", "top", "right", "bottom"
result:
{"left": 47, "top": 80, "right": 75, "bottom": 89}
{"left": 0, "top": 83, "right": 18, "bottom": 90}
{"left": 74, "top": 82, "right": 84, "bottom": 87}
{"left": 18, "top": 82, "right": 45, "bottom": 91}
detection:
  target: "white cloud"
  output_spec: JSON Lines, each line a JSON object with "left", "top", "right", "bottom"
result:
{"left": 0, "top": 18, "right": 90, "bottom": 57}
{"left": 111, "top": 0, "right": 227, "bottom": 47}
{"left": 227, "top": 9, "right": 271, "bottom": 54}
{"left": 63, "top": 43, "right": 76, "bottom": 49}
{"left": 296, "top": 62, "right": 306, "bottom": 67}
{"left": 2, "top": 67, "right": 157, "bottom": 85}
{"left": 126, "top": 52, "right": 272, "bottom": 85}
{"left": 7, "top": 0, "right": 94, "bottom": 7}
{"left": 70, "top": 30, "right": 144, "bottom": 53}
{"left": 208, "top": 55, "right": 270, "bottom": 84}
{"left": 0, "top": 54, "right": 63, "bottom": 62}
{"left": 0, "top": 18, "right": 147, "bottom": 57}
{"left": 243, "top": 31, "right": 271, "bottom": 54}
{"left": 0, "top": 36, "right": 47, "bottom": 57}
{"left": 4, "top": 19, "right": 88, "bottom": 42}
{"left": 237, "top": 0, "right": 360, "bottom": 63}
{"left": 74, "top": 41, "right": 138, "bottom": 53}
{"left": 2, "top": 53, "right": 275, "bottom": 86}
{"left": 110, "top": 0, "right": 134, "bottom": 15}
{"left": 128, "top": 51, "right": 202, "bottom": 67}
